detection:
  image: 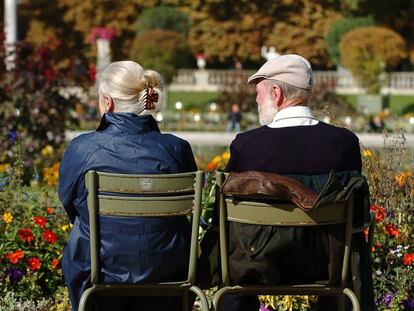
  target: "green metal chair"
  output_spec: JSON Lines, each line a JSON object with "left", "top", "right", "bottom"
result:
{"left": 78, "top": 170, "right": 209, "bottom": 311}
{"left": 213, "top": 171, "right": 361, "bottom": 311}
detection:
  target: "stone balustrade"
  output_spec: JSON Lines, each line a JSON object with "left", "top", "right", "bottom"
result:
{"left": 170, "top": 69, "right": 414, "bottom": 94}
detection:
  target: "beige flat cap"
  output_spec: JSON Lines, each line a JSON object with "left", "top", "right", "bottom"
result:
{"left": 248, "top": 54, "right": 313, "bottom": 89}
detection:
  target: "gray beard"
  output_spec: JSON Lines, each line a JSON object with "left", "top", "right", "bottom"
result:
{"left": 258, "top": 99, "right": 278, "bottom": 125}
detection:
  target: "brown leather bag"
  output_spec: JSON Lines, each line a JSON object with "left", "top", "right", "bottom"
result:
{"left": 221, "top": 171, "right": 318, "bottom": 211}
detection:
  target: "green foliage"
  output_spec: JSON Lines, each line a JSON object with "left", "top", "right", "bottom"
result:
{"left": 325, "top": 16, "right": 375, "bottom": 65}
{"left": 129, "top": 29, "right": 191, "bottom": 83}
{"left": 217, "top": 72, "right": 256, "bottom": 113}
{"left": 340, "top": 26, "right": 407, "bottom": 94}
{"left": 0, "top": 36, "right": 83, "bottom": 183}
{"left": 134, "top": 5, "right": 189, "bottom": 36}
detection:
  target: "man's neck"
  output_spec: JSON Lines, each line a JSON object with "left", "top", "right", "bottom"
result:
{"left": 279, "top": 101, "right": 307, "bottom": 110}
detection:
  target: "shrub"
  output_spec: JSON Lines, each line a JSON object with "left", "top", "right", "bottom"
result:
{"left": 0, "top": 35, "right": 82, "bottom": 183}
{"left": 325, "top": 17, "right": 375, "bottom": 65}
{"left": 339, "top": 26, "right": 407, "bottom": 94}
{"left": 129, "top": 29, "right": 192, "bottom": 83}
{"left": 217, "top": 71, "right": 256, "bottom": 113}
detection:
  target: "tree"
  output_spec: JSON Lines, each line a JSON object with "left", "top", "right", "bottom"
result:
{"left": 134, "top": 5, "right": 189, "bottom": 36}
{"left": 186, "top": 0, "right": 351, "bottom": 68}
{"left": 129, "top": 29, "right": 191, "bottom": 83}
{"left": 265, "top": 0, "right": 343, "bottom": 68}
{"left": 325, "top": 16, "right": 375, "bottom": 65}
{"left": 53, "top": 0, "right": 149, "bottom": 60}
{"left": 358, "top": 0, "right": 414, "bottom": 67}
{"left": 340, "top": 26, "right": 407, "bottom": 94}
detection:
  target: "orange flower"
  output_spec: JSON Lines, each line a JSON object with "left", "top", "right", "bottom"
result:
{"left": 34, "top": 216, "right": 47, "bottom": 228}
{"left": 28, "top": 257, "right": 41, "bottom": 271}
{"left": 207, "top": 162, "right": 216, "bottom": 171}
{"left": 42, "top": 162, "right": 60, "bottom": 187}
{"left": 46, "top": 207, "right": 54, "bottom": 214}
{"left": 385, "top": 224, "right": 399, "bottom": 237}
{"left": 5, "top": 250, "right": 24, "bottom": 264}
{"left": 18, "top": 228, "right": 34, "bottom": 243}
{"left": 370, "top": 204, "right": 386, "bottom": 222}
{"left": 43, "top": 229, "right": 57, "bottom": 243}
{"left": 52, "top": 258, "right": 59, "bottom": 269}
{"left": 395, "top": 171, "right": 412, "bottom": 188}
{"left": 403, "top": 253, "right": 414, "bottom": 266}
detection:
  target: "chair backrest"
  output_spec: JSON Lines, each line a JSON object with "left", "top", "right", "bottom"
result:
{"left": 215, "top": 171, "right": 355, "bottom": 287}
{"left": 85, "top": 170, "right": 205, "bottom": 285}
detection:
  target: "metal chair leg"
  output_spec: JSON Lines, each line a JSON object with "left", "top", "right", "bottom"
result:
{"left": 213, "top": 286, "right": 232, "bottom": 311}
{"left": 190, "top": 286, "right": 210, "bottom": 311}
{"left": 343, "top": 288, "right": 361, "bottom": 311}
{"left": 78, "top": 286, "right": 95, "bottom": 311}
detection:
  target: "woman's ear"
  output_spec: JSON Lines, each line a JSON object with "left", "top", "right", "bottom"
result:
{"left": 104, "top": 96, "right": 115, "bottom": 112}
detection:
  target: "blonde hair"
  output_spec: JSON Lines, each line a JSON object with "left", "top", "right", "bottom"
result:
{"left": 98, "top": 61, "right": 164, "bottom": 115}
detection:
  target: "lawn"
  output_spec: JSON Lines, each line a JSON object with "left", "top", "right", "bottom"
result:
{"left": 166, "top": 91, "right": 220, "bottom": 111}
{"left": 340, "top": 95, "right": 414, "bottom": 115}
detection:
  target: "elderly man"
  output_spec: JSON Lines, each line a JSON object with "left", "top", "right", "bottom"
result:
{"left": 224, "top": 54, "right": 374, "bottom": 310}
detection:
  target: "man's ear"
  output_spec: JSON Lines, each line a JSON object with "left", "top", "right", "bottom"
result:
{"left": 272, "top": 85, "right": 283, "bottom": 107}
{"left": 104, "top": 96, "right": 115, "bottom": 112}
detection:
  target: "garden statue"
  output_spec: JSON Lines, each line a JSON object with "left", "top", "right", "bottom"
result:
{"left": 261, "top": 45, "right": 280, "bottom": 61}
{"left": 89, "top": 27, "right": 117, "bottom": 78}
{"left": 195, "top": 53, "right": 207, "bottom": 70}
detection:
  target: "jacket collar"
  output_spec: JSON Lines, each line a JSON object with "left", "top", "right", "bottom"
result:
{"left": 96, "top": 112, "right": 160, "bottom": 134}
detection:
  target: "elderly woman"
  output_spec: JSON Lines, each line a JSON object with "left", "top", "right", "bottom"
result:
{"left": 58, "top": 61, "right": 197, "bottom": 310}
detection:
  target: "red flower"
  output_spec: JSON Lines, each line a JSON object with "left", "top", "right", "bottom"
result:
{"left": 43, "top": 229, "right": 57, "bottom": 243}
{"left": 28, "top": 257, "right": 41, "bottom": 271}
{"left": 385, "top": 224, "right": 399, "bottom": 237}
{"left": 52, "top": 258, "right": 59, "bottom": 269}
{"left": 46, "top": 207, "right": 54, "bottom": 214}
{"left": 370, "top": 204, "right": 386, "bottom": 222}
{"left": 18, "top": 228, "right": 34, "bottom": 243}
{"left": 34, "top": 216, "right": 47, "bottom": 228}
{"left": 44, "top": 68, "right": 55, "bottom": 81}
{"left": 403, "top": 253, "right": 414, "bottom": 266}
{"left": 5, "top": 250, "right": 24, "bottom": 264}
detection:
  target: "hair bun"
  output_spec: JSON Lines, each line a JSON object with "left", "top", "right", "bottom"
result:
{"left": 144, "top": 70, "right": 164, "bottom": 90}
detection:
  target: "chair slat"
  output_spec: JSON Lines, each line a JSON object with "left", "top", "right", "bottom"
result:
{"left": 98, "top": 195, "right": 194, "bottom": 216}
{"left": 96, "top": 171, "right": 195, "bottom": 194}
{"left": 226, "top": 199, "right": 347, "bottom": 226}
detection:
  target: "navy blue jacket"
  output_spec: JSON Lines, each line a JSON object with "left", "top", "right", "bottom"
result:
{"left": 58, "top": 113, "right": 197, "bottom": 310}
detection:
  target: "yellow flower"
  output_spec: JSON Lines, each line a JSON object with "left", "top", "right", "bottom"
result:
{"left": 61, "top": 224, "right": 70, "bottom": 232}
{"left": 221, "top": 152, "right": 230, "bottom": 161}
{"left": 362, "top": 149, "right": 373, "bottom": 157}
{"left": 0, "top": 163, "right": 11, "bottom": 173}
{"left": 43, "top": 162, "right": 60, "bottom": 187}
{"left": 3, "top": 212, "right": 13, "bottom": 223}
{"left": 212, "top": 155, "right": 222, "bottom": 165}
{"left": 40, "top": 145, "right": 54, "bottom": 157}
{"left": 395, "top": 171, "right": 412, "bottom": 188}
